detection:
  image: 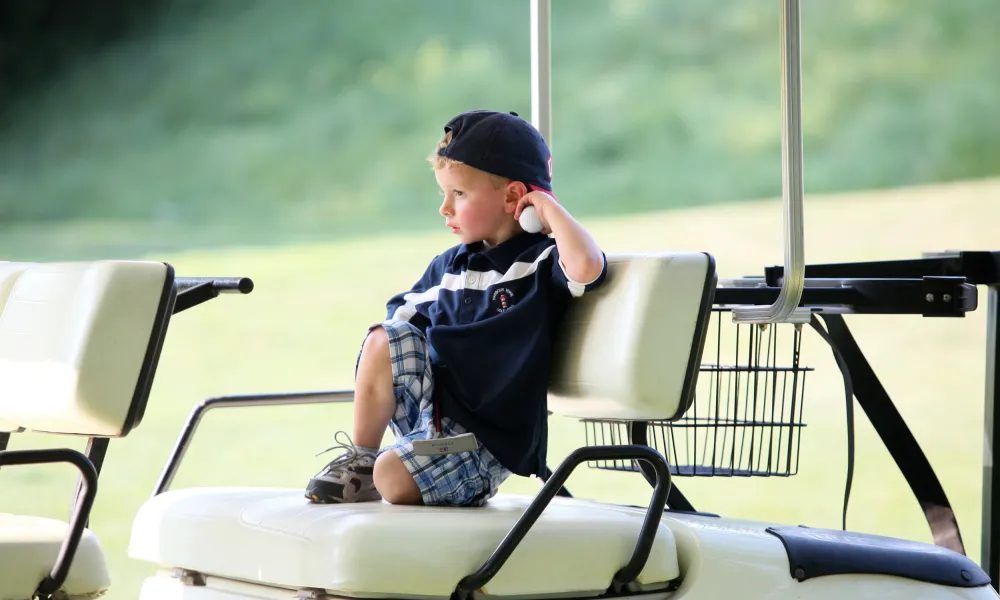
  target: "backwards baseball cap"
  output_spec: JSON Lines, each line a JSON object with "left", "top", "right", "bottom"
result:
{"left": 438, "top": 110, "right": 554, "bottom": 195}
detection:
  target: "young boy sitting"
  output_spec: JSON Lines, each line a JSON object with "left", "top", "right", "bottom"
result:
{"left": 306, "top": 110, "right": 607, "bottom": 507}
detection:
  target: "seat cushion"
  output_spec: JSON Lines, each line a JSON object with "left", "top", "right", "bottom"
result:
{"left": 0, "top": 513, "right": 110, "bottom": 599}
{"left": 129, "top": 488, "right": 679, "bottom": 598}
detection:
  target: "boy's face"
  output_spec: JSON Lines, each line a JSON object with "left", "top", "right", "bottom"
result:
{"left": 435, "top": 163, "right": 517, "bottom": 247}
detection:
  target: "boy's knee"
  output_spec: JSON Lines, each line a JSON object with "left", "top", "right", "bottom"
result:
{"left": 357, "top": 327, "right": 391, "bottom": 382}
{"left": 373, "top": 452, "right": 422, "bottom": 505}
{"left": 362, "top": 326, "right": 390, "bottom": 360}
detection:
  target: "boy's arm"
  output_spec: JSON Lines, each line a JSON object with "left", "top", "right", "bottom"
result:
{"left": 516, "top": 191, "right": 606, "bottom": 293}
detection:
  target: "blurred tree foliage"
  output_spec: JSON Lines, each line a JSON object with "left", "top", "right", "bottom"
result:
{"left": 0, "top": 0, "right": 168, "bottom": 105}
{"left": 0, "top": 0, "right": 997, "bottom": 234}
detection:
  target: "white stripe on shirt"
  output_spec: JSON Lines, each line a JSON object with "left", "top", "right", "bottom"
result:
{"left": 391, "top": 246, "right": 557, "bottom": 322}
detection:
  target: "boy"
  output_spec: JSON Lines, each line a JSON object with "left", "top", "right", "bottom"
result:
{"left": 306, "top": 110, "right": 607, "bottom": 507}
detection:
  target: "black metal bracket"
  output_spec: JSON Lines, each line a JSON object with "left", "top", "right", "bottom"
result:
{"left": 71, "top": 437, "right": 109, "bottom": 529}
{"left": 715, "top": 278, "right": 978, "bottom": 317}
{"left": 819, "top": 313, "right": 965, "bottom": 554}
{"left": 629, "top": 421, "right": 694, "bottom": 512}
{"left": 536, "top": 464, "right": 572, "bottom": 497}
{"left": 764, "top": 251, "right": 1000, "bottom": 286}
{"left": 452, "top": 445, "right": 672, "bottom": 600}
{"left": 0, "top": 448, "right": 98, "bottom": 599}
{"left": 152, "top": 390, "right": 355, "bottom": 496}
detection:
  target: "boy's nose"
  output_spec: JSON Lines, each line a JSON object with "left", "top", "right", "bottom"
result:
{"left": 439, "top": 198, "right": 453, "bottom": 217}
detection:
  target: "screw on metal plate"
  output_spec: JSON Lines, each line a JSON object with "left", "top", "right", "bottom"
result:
{"left": 943, "top": 293, "right": 952, "bottom": 302}
{"left": 926, "top": 293, "right": 935, "bottom": 302}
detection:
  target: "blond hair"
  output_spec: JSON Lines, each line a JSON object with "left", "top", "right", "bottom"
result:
{"left": 429, "top": 131, "right": 510, "bottom": 190}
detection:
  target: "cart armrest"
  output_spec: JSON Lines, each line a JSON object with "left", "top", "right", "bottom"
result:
{"left": 151, "top": 390, "right": 354, "bottom": 496}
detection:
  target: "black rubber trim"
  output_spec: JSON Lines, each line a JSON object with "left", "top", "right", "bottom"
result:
{"left": 120, "top": 262, "right": 177, "bottom": 437}
{"left": 766, "top": 525, "right": 990, "bottom": 588}
{"left": 671, "top": 253, "right": 718, "bottom": 420}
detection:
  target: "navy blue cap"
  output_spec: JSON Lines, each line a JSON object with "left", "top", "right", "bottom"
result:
{"left": 438, "top": 110, "right": 554, "bottom": 193}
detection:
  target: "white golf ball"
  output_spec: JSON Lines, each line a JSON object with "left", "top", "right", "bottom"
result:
{"left": 519, "top": 205, "right": 543, "bottom": 233}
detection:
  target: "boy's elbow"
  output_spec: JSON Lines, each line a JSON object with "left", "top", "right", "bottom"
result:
{"left": 572, "top": 254, "right": 605, "bottom": 285}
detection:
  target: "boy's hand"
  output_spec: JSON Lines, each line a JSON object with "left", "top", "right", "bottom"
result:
{"left": 514, "top": 190, "right": 558, "bottom": 234}
{"left": 515, "top": 189, "right": 604, "bottom": 285}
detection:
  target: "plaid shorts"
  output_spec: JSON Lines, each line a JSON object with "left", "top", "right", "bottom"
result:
{"left": 363, "top": 320, "right": 511, "bottom": 506}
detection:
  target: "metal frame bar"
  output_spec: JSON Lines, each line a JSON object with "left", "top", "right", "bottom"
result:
{"left": 152, "top": 390, "right": 355, "bottom": 497}
{"left": 452, "top": 445, "right": 672, "bottom": 600}
{"left": 0, "top": 448, "right": 98, "bottom": 599}
{"left": 153, "top": 389, "right": 576, "bottom": 500}
{"left": 982, "top": 285, "right": 1000, "bottom": 590}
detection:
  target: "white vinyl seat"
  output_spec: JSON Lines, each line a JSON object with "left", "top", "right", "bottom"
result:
{"left": 0, "top": 515, "right": 111, "bottom": 600}
{"left": 0, "top": 260, "right": 176, "bottom": 600}
{"left": 130, "top": 488, "right": 679, "bottom": 598}
{"left": 130, "top": 251, "right": 717, "bottom": 599}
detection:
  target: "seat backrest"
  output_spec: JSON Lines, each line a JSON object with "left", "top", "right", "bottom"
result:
{"left": 0, "top": 261, "right": 176, "bottom": 437}
{"left": 548, "top": 252, "right": 716, "bottom": 421}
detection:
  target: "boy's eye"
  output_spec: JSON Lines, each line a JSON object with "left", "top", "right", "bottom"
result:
{"left": 454, "top": 190, "right": 465, "bottom": 197}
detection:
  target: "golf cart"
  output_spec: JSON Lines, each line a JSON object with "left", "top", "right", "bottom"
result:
{"left": 0, "top": 1, "right": 998, "bottom": 599}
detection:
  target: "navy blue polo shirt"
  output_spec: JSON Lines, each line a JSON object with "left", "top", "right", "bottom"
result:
{"left": 385, "top": 231, "right": 607, "bottom": 477}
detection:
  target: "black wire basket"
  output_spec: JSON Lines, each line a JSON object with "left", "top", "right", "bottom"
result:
{"left": 583, "top": 308, "right": 812, "bottom": 477}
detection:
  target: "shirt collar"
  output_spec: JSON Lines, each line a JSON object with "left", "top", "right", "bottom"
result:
{"left": 452, "top": 232, "right": 549, "bottom": 272}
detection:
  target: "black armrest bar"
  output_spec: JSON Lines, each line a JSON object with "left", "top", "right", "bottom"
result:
{"left": 152, "top": 390, "right": 355, "bottom": 497}
{"left": 0, "top": 449, "right": 98, "bottom": 598}
{"left": 452, "top": 444, "right": 672, "bottom": 600}
{"left": 176, "top": 277, "right": 254, "bottom": 294}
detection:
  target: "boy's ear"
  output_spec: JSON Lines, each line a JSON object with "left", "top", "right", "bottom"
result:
{"left": 504, "top": 181, "right": 528, "bottom": 212}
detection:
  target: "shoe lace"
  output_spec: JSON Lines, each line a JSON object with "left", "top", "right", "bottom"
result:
{"left": 315, "top": 430, "right": 360, "bottom": 475}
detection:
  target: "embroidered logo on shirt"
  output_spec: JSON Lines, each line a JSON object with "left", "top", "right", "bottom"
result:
{"left": 492, "top": 287, "right": 515, "bottom": 313}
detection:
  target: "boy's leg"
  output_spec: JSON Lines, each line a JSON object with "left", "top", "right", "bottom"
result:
{"left": 352, "top": 327, "right": 397, "bottom": 448}
{"left": 306, "top": 327, "right": 396, "bottom": 503}
{"left": 387, "top": 417, "right": 512, "bottom": 507}
{"left": 306, "top": 321, "right": 430, "bottom": 504}
{"left": 373, "top": 451, "right": 422, "bottom": 504}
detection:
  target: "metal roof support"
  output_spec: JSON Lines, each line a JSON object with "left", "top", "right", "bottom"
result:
{"left": 733, "top": 0, "right": 806, "bottom": 323}
{"left": 530, "top": 0, "right": 552, "bottom": 145}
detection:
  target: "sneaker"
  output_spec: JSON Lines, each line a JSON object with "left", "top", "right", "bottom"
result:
{"left": 305, "top": 431, "right": 381, "bottom": 503}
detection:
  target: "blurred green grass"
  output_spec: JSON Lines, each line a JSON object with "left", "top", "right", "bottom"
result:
{"left": 2, "top": 0, "right": 998, "bottom": 232}
{"left": 1, "top": 177, "right": 999, "bottom": 598}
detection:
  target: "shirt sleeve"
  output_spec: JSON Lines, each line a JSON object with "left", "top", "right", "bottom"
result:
{"left": 551, "top": 248, "right": 608, "bottom": 298}
{"left": 385, "top": 255, "right": 444, "bottom": 330}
